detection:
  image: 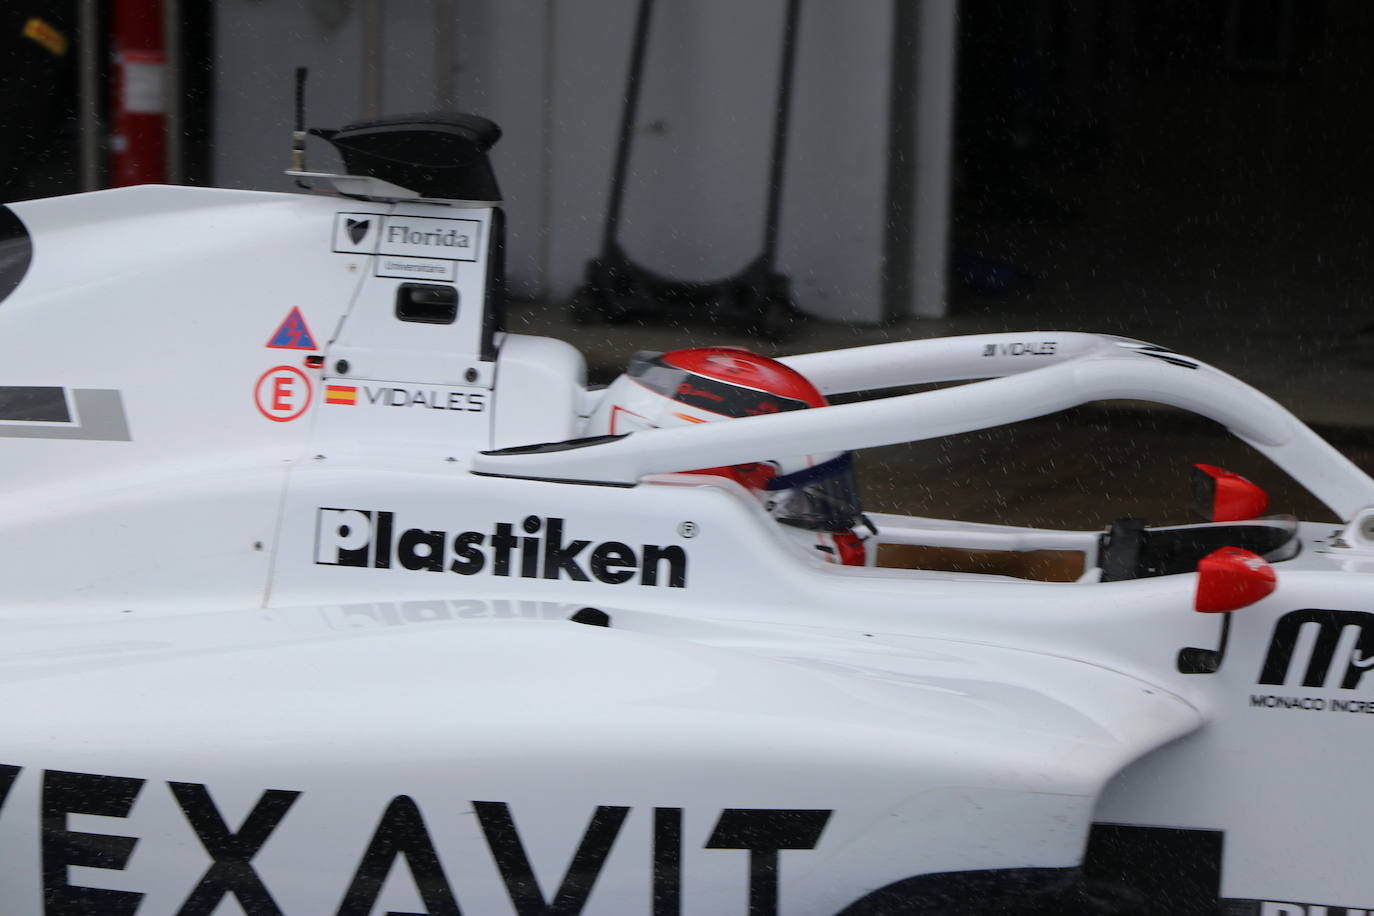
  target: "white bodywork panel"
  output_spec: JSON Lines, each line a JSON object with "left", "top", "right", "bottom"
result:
{"left": 0, "top": 184, "right": 1368, "bottom": 913}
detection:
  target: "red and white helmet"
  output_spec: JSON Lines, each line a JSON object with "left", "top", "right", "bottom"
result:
{"left": 586, "top": 347, "right": 869, "bottom": 565}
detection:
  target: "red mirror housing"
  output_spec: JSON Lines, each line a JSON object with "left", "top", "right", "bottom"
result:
{"left": 1195, "top": 547, "right": 1276, "bottom": 613}
{"left": 1192, "top": 464, "right": 1269, "bottom": 522}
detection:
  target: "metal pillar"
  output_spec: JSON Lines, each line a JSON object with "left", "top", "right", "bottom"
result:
{"left": 162, "top": 0, "right": 182, "bottom": 184}
{"left": 78, "top": 0, "right": 102, "bottom": 191}
{"left": 362, "top": 0, "right": 383, "bottom": 118}
{"left": 912, "top": 0, "right": 959, "bottom": 318}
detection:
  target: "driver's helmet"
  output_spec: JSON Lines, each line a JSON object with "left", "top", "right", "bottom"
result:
{"left": 585, "top": 347, "right": 869, "bottom": 565}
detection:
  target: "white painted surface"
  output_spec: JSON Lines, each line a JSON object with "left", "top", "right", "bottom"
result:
{"left": 1, "top": 182, "right": 1374, "bottom": 909}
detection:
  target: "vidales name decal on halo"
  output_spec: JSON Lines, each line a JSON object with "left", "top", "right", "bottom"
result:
{"left": 0, "top": 764, "right": 829, "bottom": 915}
{"left": 316, "top": 510, "right": 689, "bottom": 588}
{"left": 1250, "top": 608, "right": 1374, "bottom": 715}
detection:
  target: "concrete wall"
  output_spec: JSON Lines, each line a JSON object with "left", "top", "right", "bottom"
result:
{"left": 212, "top": 0, "right": 897, "bottom": 322}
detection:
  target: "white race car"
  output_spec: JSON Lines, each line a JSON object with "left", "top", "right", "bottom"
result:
{"left": 0, "top": 114, "right": 1367, "bottom": 916}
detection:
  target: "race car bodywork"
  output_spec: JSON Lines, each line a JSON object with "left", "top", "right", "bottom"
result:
{"left": 0, "top": 128, "right": 1370, "bottom": 915}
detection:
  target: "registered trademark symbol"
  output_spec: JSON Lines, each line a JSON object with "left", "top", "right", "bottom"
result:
{"left": 678, "top": 521, "right": 698, "bottom": 538}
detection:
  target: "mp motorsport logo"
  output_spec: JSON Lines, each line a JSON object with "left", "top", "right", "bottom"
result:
{"left": 315, "top": 509, "right": 689, "bottom": 588}
{"left": 1250, "top": 609, "right": 1374, "bottom": 716}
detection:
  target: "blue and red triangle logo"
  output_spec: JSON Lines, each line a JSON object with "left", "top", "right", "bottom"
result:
{"left": 267, "top": 307, "right": 317, "bottom": 350}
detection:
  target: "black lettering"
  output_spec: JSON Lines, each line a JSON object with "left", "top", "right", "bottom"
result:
{"left": 492, "top": 523, "right": 517, "bottom": 576}
{"left": 390, "top": 388, "right": 407, "bottom": 406}
{"left": 654, "top": 808, "right": 681, "bottom": 916}
{"left": 42, "top": 769, "right": 146, "bottom": 916}
{"left": 590, "top": 542, "right": 636, "bottom": 585}
{"left": 374, "top": 511, "right": 393, "bottom": 569}
{"left": 705, "top": 809, "right": 831, "bottom": 916}
{"left": 0, "top": 764, "right": 19, "bottom": 813}
{"left": 474, "top": 801, "right": 628, "bottom": 916}
{"left": 324, "top": 509, "right": 372, "bottom": 568}
{"left": 521, "top": 538, "right": 541, "bottom": 578}
{"left": 447, "top": 392, "right": 463, "bottom": 410}
{"left": 1250, "top": 694, "right": 1271, "bottom": 707}
{"left": 468, "top": 394, "right": 486, "bottom": 413}
{"left": 450, "top": 532, "right": 486, "bottom": 575}
{"left": 364, "top": 387, "right": 385, "bottom": 405}
{"left": 336, "top": 795, "right": 461, "bottom": 916}
{"left": 1259, "top": 609, "right": 1374, "bottom": 689}
{"left": 170, "top": 782, "right": 300, "bottom": 916}
{"left": 399, "top": 529, "right": 445, "bottom": 572}
{"left": 640, "top": 545, "right": 687, "bottom": 588}
{"left": 543, "top": 519, "right": 591, "bottom": 582}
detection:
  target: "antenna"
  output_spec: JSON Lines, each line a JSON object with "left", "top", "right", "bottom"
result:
{"left": 291, "top": 67, "right": 308, "bottom": 172}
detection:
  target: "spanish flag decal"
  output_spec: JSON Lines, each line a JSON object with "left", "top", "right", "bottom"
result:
{"left": 325, "top": 385, "right": 357, "bottom": 406}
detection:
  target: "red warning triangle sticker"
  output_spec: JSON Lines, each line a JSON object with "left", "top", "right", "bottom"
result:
{"left": 267, "top": 307, "right": 318, "bottom": 350}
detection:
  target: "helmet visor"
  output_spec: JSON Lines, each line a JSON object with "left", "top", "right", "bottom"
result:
{"left": 764, "top": 452, "right": 864, "bottom": 532}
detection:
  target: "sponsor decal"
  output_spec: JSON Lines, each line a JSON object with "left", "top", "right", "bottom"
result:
{"left": 323, "top": 384, "right": 486, "bottom": 413}
{"left": 266, "top": 307, "right": 317, "bottom": 350}
{"left": 0, "top": 386, "right": 130, "bottom": 441}
{"left": 345, "top": 217, "right": 370, "bottom": 245}
{"left": 379, "top": 215, "right": 480, "bottom": 262}
{"left": 376, "top": 255, "right": 457, "bottom": 281}
{"left": 325, "top": 384, "right": 357, "bottom": 406}
{"left": 1260, "top": 609, "right": 1374, "bottom": 689}
{"left": 315, "top": 510, "right": 689, "bottom": 588}
{"left": 981, "top": 341, "right": 1058, "bottom": 357}
{"left": 254, "top": 366, "right": 312, "bottom": 423}
{"left": 332, "top": 212, "right": 379, "bottom": 253}
{"left": 0, "top": 764, "right": 830, "bottom": 914}
{"left": 1233, "top": 901, "right": 1372, "bottom": 915}
{"left": 334, "top": 212, "right": 482, "bottom": 262}
{"left": 1250, "top": 609, "right": 1374, "bottom": 715}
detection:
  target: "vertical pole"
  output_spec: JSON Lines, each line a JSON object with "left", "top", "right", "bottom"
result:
{"left": 601, "top": 0, "right": 654, "bottom": 255}
{"left": 77, "top": 0, "right": 102, "bottom": 191}
{"left": 161, "top": 0, "right": 182, "bottom": 184}
{"left": 362, "top": 0, "right": 383, "bottom": 118}
{"left": 760, "top": 0, "right": 801, "bottom": 267}
{"left": 911, "top": 0, "right": 958, "bottom": 318}
{"left": 435, "top": 0, "right": 457, "bottom": 111}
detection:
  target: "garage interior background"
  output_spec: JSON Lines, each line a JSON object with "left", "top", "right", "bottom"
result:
{"left": 4, "top": 0, "right": 1374, "bottom": 433}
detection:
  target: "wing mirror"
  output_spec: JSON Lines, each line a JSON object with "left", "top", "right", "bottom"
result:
{"left": 1191, "top": 464, "right": 1269, "bottom": 522}
{"left": 1179, "top": 546, "right": 1277, "bottom": 673}
{"left": 1195, "top": 546, "right": 1276, "bottom": 613}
